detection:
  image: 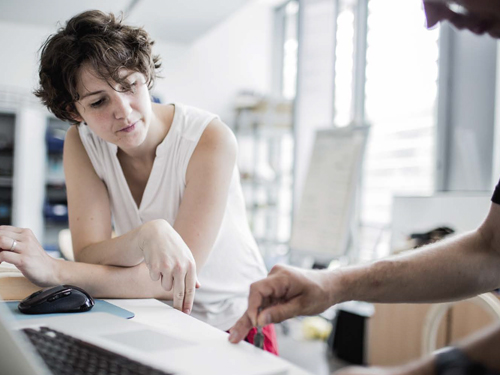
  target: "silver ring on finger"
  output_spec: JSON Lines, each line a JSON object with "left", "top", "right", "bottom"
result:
{"left": 9, "top": 239, "right": 17, "bottom": 251}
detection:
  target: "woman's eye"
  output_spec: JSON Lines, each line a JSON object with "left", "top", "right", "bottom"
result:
{"left": 125, "top": 81, "right": 138, "bottom": 94}
{"left": 90, "top": 99, "right": 105, "bottom": 108}
{"left": 118, "top": 82, "right": 136, "bottom": 92}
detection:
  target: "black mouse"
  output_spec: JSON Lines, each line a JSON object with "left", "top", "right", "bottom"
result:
{"left": 18, "top": 285, "right": 95, "bottom": 314}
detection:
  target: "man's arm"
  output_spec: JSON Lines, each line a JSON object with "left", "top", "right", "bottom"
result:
{"left": 338, "top": 202, "right": 500, "bottom": 305}
{"left": 230, "top": 202, "right": 500, "bottom": 342}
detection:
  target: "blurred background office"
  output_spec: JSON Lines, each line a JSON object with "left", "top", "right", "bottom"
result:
{"left": 1, "top": 0, "right": 500, "bottom": 374}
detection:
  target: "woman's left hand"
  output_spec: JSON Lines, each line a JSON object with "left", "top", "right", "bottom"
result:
{"left": 0, "top": 225, "right": 60, "bottom": 287}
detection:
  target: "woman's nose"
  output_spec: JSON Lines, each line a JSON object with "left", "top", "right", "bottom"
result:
{"left": 113, "top": 93, "right": 133, "bottom": 120}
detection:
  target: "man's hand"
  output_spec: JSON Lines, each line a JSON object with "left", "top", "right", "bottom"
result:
{"left": 229, "top": 264, "right": 338, "bottom": 343}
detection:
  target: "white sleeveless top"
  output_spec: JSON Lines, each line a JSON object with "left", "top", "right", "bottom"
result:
{"left": 78, "top": 103, "right": 267, "bottom": 330}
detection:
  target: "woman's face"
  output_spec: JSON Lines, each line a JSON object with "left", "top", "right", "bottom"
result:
{"left": 74, "top": 64, "right": 153, "bottom": 150}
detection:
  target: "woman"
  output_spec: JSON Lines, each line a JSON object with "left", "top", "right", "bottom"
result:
{"left": 0, "top": 10, "right": 277, "bottom": 354}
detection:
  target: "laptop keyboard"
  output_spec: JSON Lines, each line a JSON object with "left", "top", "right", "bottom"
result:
{"left": 22, "top": 326, "right": 173, "bottom": 375}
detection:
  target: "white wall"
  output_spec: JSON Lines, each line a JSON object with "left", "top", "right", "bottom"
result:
{"left": 438, "top": 28, "right": 498, "bottom": 192}
{"left": 491, "top": 41, "right": 500, "bottom": 187}
{"left": 0, "top": 21, "right": 52, "bottom": 92}
{"left": 0, "top": 1, "right": 275, "bottom": 127}
{"left": 153, "top": 0, "right": 275, "bottom": 125}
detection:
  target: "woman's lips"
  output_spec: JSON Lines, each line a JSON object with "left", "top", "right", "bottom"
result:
{"left": 118, "top": 122, "right": 137, "bottom": 133}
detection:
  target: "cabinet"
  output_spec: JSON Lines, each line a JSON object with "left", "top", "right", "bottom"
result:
{"left": 367, "top": 296, "right": 500, "bottom": 365}
{"left": 0, "top": 91, "right": 62, "bottom": 254}
{"left": 0, "top": 104, "right": 47, "bottom": 243}
{"left": 0, "top": 113, "right": 15, "bottom": 225}
{"left": 233, "top": 96, "right": 294, "bottom": 265}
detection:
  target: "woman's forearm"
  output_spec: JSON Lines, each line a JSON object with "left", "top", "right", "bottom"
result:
{"left": 53, "top": 258, "right": 173, "bottom": 300}
{"left": 335, "top": 230, "right": 500, "bottom": 305}
{"left": 74, "top": 224, "right": 144, "bottom": 267}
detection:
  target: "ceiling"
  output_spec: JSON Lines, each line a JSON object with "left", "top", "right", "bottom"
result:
{"left": 0, "top": 0, "right": 251, "bottom": 44}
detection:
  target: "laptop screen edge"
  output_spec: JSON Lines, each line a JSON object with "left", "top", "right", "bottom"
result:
{"left": 0, "top": 294, "right": 52, "bottom": 375}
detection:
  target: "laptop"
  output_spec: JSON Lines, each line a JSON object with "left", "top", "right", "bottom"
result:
{"left": 0, "top": 297, "right": 289, "bottom": 375}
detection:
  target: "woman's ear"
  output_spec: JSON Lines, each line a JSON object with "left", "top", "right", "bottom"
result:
{"left": 72, "top": 115, "right": 85, "bottom": 124}
{"left": 67, "top": 105, "right": 84, "bottom": 124}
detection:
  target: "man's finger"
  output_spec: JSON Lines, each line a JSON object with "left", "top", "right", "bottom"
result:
{"left": 246, "top": 281, "right": 270, "bottom": 326}
{"left": 228, "top": 312, "right": 253, "bottom": 344}
{"left": 247, "top": 275, "right": 290, "bottom": 326}
{"left": 257, "top": 298, "right": 303, "bottom": 326}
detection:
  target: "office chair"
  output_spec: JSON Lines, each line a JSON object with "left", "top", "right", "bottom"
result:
{"left": 421, "top": 292, "right": 500, "bottom": 354}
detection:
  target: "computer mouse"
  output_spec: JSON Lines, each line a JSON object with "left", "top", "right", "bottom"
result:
{"left": 18, "top": 285, "right": 95, "bottom": 315}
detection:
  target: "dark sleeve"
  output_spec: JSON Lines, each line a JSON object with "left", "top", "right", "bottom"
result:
{"left": 492, "top": 177, "right": 500, "bottom": 204}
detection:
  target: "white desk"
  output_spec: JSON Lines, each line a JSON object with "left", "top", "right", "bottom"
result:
{"left": 106, "top": 299, "right": 313, "bottom": 375}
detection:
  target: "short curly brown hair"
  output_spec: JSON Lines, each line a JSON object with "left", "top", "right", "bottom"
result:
{"left": 34, "top": 10, "right": 162, "bottom": 124}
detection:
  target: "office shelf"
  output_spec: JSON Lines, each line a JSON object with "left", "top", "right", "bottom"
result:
{"left": 232, "top": 95, "right": 295, "bottom": 262}
{"left": 0, "top": 90, "right": 47, "bottom": 247}
{"left": 0, "top": 113, "right": 15, "bottom": 225}
{"left": 0, "top": 176, "right": 13, "bottom": 187}
{"left": 43, "top": 118, "right": 71, "bottom": 253}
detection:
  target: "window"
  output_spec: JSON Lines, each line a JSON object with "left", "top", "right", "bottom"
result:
{"left": 330, "top": 0, "right": 440, "bottom": 260}
{"left": 233, "top": 1, "right": 299, "bottom": 265}
{"left": 334, "top": 0, "right": 356, "bottom": 127}
{"left": 290, "top": 0, "right": 439, "bottom": 262}
{"left": 281, "top": 0, "right": 299, "bottom": 100}
{"left": 361, "top": 0, "right": 439, "bottom": 259}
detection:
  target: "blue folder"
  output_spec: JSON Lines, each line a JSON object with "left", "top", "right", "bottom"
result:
{"left": 3, "top": 300, "right": 135, "bottom": 320}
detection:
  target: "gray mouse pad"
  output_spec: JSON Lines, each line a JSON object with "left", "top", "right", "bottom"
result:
{"left": 3, "top": 300, "right": 134, "bottom": 320}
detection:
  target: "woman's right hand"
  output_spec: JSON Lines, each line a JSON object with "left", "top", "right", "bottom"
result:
{"left": 0, "top": 225, "right": 60, "bottom": 287}
{"left": 138, "top": 219, "right": 199, "bottom": 314}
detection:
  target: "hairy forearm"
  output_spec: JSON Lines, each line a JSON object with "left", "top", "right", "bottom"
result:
{"left": 53, "top": 259, "right": 173, "bottom": 300}
{"left": 336, "top": 230, "right": 500, "bottom": 304}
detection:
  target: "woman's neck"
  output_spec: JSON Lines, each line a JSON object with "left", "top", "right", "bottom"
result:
{"left": 118, "top": 103, "right": 174, "bottom": 162}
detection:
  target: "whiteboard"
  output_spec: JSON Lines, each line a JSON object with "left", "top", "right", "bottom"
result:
{"left": 289, "top": 126, "right": 369, "bottom": 261}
